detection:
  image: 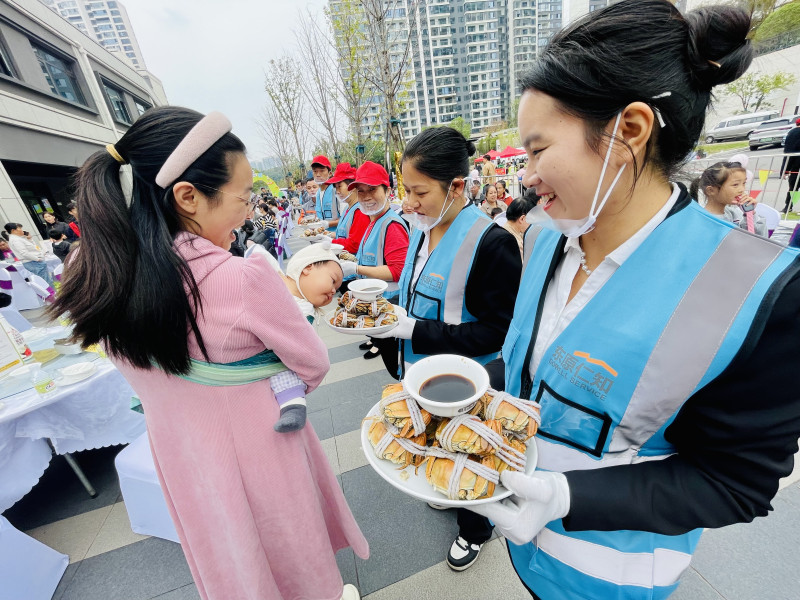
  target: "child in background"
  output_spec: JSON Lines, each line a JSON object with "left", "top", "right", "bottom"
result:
{"left": 249, "top": 243, "right": 343, "bottom": 432}
{"left": 690, "top": 161, "right": 767, "bottom": 237}
{"left": 49, "top": 230, "right": 71, "bottom": 261}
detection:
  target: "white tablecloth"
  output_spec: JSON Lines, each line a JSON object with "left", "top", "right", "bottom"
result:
{"left": 0, "top": 358, "right": 145, "bottom": 512}
{"left": 0, "top": 515, "right": 68, "bottom": 600}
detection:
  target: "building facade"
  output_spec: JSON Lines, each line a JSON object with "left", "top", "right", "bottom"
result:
{"left": 38, "top": 0, "right": 146, "bottom": 70}
{"left": 0, "top": 0, "right": 165, "bottom": 239}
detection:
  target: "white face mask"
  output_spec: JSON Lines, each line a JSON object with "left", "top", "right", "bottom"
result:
{"left": 336, "top": 191, "right": 352, "bottom": 204}
{"left": 339, "top": 201, "right": 349, "bottom": 213}
{"left": 360, "top": 195, "right": 388, "bottom": 216}
{"left": 314, "top": 176, "right": 327, "bottom": 184}
{"left": 409, "top": 180, "right": 459, "bottom": 233}
{"left": 526, "top": 112, "right": 626, "bottom": 238}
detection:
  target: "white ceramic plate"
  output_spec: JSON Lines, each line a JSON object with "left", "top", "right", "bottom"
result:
{"left": 326, "top": 305, "right": 406, "bottom": 336}
{"left": 57, "top": 362, "right": 97, "bottom": 385}
{"left": 360, "top": 402, "right": 538, "bottom": 507}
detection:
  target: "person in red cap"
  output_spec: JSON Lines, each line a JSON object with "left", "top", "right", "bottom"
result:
{"left": 329, "top": 163, "right": 370, "bottom": 254}
{"left": 311, "top": 155, "right": 340, "bottom": 232}
{"left": 339, "top": 161, "right": 410, "bottom": 359}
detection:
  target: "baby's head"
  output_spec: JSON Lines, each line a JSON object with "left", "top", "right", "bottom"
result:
{"left": 286, "top": 244, "right": 343, "bottom": 308}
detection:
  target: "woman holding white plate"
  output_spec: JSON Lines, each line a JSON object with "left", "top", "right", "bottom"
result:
{"left": 371, "top": 126, "right": 522, "bottom": 571}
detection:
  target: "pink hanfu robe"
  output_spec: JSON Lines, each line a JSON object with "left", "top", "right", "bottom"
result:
{"left": 115, "top": 233, "right": 368, "bottom": 600}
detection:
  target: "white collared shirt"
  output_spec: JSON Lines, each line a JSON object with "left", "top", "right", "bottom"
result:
{"left": 529, "top": 184, "right": 681, "bottom": 379}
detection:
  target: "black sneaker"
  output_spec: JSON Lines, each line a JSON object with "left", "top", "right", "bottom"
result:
{"left": 363, "top": 346, "right": 380, "bottom": 360}
{"left": 446, "top": 536, "right": 483, "bottom": 571}
{"left": 359, "top": 341, "right": 373, "bottom": 350}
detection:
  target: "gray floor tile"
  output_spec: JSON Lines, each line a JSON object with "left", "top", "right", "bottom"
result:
{"left": 150, "top": 583, "right": 201, "bottom": 600}
{"left": 780, "top": 481, "right": 800, "bottom": 508}
{"left": 329, "top": 342, "right": 368, "bottom": 365}
{"left": 331, "top": 395, "right": 384, "bottom": 437}
{"left": 58, "top": 537, "right": 191, "bottom": 600}
{"left": 336, "top": 548, "right": 359, "bottom": 588}
{"left": 53, "top": 563, "right": 80, "bottom": 600}
{"left": 672, "top": 568, "right": 725, "bottom": 600}
{"left": 307, "top": 384, "right": 331, "bottom": 412}
{"left": 5, "top": 445, "right": 123, "bottom": 530}
{"left": 341, "top": 465, "right": 459, "bottom": 596}
{"left": 325, "top": 371, "right": 396, "bottom": 408}
{"left": 309, "top": 408, "right": 335, "bottom": 441}
{"left": 690, "top": 493, "right": 800, "bottom": 600}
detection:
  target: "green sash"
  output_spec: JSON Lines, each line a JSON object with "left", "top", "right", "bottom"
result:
{"left": 131, "top": 349, "right": 288, "bottom": 413}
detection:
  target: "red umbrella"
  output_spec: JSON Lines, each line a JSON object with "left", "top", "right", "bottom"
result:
{"left": 499, "top": 145, "right": 526, "bottom": 158}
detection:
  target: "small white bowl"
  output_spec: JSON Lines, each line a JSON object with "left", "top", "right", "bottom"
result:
{"left": 330, "top": 244, "right": 344, "bottom": 254}
{"left": 403, "top": 354, "right": 489, "bottom": 417}
{"left": 348, "top": 279, "right": 388, "bottom": 301}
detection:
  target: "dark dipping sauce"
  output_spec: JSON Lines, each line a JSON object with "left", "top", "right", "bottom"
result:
{"left": 419, "top": 374, "right": 476, "bottom": 403}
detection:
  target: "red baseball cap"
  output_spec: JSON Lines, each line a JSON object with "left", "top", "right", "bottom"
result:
{"left": 325, "top": 162, "right": 357, "bottom": 185}
{"left": 310, "top": 155, "right": 332, "bottom": 169}
{"left": 348, "top": 161, "right": 390, "bottom": 190}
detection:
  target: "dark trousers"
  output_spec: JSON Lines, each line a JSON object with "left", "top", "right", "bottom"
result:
{"left": 457, "top": 507, "right": 494, "bottom": 545}
{"left": 784, "top": 173, "right": 799, "bottom": 213}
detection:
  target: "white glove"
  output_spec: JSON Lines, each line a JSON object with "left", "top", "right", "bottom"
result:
{"left": 371, "top": 310, "right": 416, "bottom": 340}
{"left": 340, "top": 261, "right": 358, "bottom": 278}
{"left": 318, "top": 220, "right": 329, "bottom": 229}
{"left": 470, "top": 470, "right": 570, "bottom": 546}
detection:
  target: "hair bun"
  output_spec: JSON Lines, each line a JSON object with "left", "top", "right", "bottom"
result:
{"left": 465, "top": 139, "right": 477, "bottom": 156}
{"left": 685, "top": 5, "right": 753, "bottom": 91}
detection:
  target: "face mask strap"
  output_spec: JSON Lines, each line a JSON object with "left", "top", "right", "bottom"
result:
{"left": 590, "top": 112, "right": 624, "bottom": 219}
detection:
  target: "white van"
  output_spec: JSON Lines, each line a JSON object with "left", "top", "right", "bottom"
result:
{"left": 705, "top": 110, "right": 780, "bottom": 143}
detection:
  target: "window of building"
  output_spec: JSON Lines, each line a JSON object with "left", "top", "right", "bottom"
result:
{"left": 103, "top": 82, "right": 132, "bottom": 124}
{"left": 0, "top": 39, "right": 15, "bottom": 78}
{"left": 134, "top": 99, "right": 151, "bottom": 116}
{"left": 33, "top": 45, "right": 86, "bottom": 105}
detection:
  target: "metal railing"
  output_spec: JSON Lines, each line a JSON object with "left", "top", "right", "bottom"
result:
{"left": 754, "top": 27, "right": 800, "bottom": 57}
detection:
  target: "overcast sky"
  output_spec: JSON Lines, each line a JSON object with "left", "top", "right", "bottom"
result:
{"left": 124, "top": 0, "right": 326, "bottom": 160}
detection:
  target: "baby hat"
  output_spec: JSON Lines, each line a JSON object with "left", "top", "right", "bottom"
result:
{"left": 285, "top": 240, "right": 342, "bottom": 284}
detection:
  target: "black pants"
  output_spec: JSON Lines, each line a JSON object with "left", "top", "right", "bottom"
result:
{"left": 784, "top": 173, "right": 799, "bottom": 213}
{"left": 457, "top": 508, "right": 494, "bottom": 545}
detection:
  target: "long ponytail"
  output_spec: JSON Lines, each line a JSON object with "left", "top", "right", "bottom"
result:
{"left": 50, "top": 106, "right": 246, "bottom": 374}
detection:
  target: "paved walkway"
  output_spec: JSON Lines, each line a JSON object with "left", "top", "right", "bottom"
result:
{"left": 4, "top": 314, "right": 799, "bottom": 599}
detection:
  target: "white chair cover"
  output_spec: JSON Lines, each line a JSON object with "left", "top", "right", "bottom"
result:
{"left": 0, "top": 307, "right": 32, "bottom": 332}
{"left": 27, "top": 274, "right": 52, "bottom": 299}
{"left": 755, "top": 203, "right": 782, "bottom": 237}
{"left": 0, "top": 421, "right": 52, "bottom": 513}
{"left": 1, "top": 266, "right": 42, "bottom": 310}
{"left": 0, "top": 516, "right": 68, "bottom": 600}
{"left": 115, "top": 432, "right": 180, "bottom": 543}
{"left": 53, "top": 264, "right": 64, "bottom": 279}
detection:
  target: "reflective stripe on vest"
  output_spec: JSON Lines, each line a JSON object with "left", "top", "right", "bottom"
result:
{"left": 356, "top": 208, "right": 407, "bottom": 291}
{"left": 335, "top": 202, "right": 360, "bottom": 239}
{"left": 398, "top": 205, "right": 495, "bottom": 370}
{"left": 315, "top": 185, "right": 338, "bottom": 226}
{"left": 521, "top": 224, "right": 542, "bottom": 277}
{"left": 502, "top": 196, "right": 799, "bottom": 600}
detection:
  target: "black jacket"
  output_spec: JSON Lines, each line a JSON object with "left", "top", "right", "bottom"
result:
{"left": 51, "top": 240, "right": 71, "bottom": 261}
{"left": 47, "top": 221, "right": 77, "bottom": 243}
{"left": 782, "top": 126, "right": 800, "bottom": 179}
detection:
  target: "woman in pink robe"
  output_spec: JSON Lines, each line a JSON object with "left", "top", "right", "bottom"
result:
{"left": 52, "top": 107, "right": 368, "bottom": 600}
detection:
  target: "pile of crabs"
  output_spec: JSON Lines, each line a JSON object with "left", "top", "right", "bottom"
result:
{"left": 365, "top": 383, "right": 541, "bottom": 501}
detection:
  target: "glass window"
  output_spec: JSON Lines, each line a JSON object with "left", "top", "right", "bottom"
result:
{"left": 103, "top": 83, "right": 132, "bottom": 124}
{"left": 134, "top": 99, "right": 150, "bottom": 116}
{"left": 0, "top": 41, "right": 14, "bottom": 77}
{"left": 32, "top": 45, "right": 86, "bottom": 105}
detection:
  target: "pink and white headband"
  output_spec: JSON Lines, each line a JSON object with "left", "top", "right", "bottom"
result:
{"left": 155, "top": 111, "right": 232, "bottom": 189}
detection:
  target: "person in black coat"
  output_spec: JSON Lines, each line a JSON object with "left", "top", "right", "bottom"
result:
{"left": 781, "top": 120, "right": 800, "bottom": 213}
{"left": 43, "top": 212, "right": 78, "bottom": 242}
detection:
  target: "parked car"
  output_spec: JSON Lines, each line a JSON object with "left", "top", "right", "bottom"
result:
{"left": 748, "top": 115, "right": 800, "bottom": 151}
{"left": 704, "top": 110, "right": 779, "bottom": 144}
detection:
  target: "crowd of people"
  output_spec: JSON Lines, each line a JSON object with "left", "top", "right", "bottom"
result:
{"left": 41, "top": 1, "right": 800, "bottom": 600}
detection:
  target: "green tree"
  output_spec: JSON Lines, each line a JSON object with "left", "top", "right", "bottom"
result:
{"left": 722, "top": 71, "right": 797, "bottom": 112}
{"left": 446, "top": 117, "right": 471, "bottom": 139}
{"left": 739, "top": 0, "right": 781, "bottom": 34}
{"left": 753, "top": 1, "right": 800, "bottom": 41}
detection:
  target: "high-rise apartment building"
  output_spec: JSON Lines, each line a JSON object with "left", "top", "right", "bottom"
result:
{"left": 39, "top": 0, "right": 146, "bottom": 69}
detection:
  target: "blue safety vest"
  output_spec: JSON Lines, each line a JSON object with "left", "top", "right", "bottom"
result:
{"left": 502, "top": 191, "right": 799, "bottom": 600}
{"left": 336, "top": 202, "right": 361, "bottom": 239}
{"left": 355, "top": 208, "right": 408, "bottom": 296}
{"left": 398, "top": 204, "right": 497, "bottom": 375}
{"left": 315, "top": 185, "right": 338, "bottom": 230}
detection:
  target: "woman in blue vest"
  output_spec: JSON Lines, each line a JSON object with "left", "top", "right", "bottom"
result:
{"left": 469, "top": 2, "right": 800, "bottom": 599}
{"left": 371, "top": 126, "right": 522, "bottom": 571}
{"left": 311, "top": 155, "right": 340, "bottom": 232}
{"left": 339, "top": 161, "right": 409, "bottom": 312}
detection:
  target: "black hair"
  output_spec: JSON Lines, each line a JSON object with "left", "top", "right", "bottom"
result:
{"left": 3, "top": 223, "right": 21, "bottom": 234}
{"left": 490, "top": 207, "right": 503, "bottom": 217}
{"left": 66, "top": 201, "right": 77, "bottom": 212}
{"left": 689, "top": 161, "right": 746, "bottom": 200}
{"left": 49, "top": 106, "right": 246, "bottom": 375}
{"left": 483, "top": 154, "right": 490, "bottom": 161}
{"left": 48, "top": 229, "right": 65, "bottom": 241}
{"left": 401, "top": 127, "right": 477, "bottom": 191}
{"left": 507, "top": 196, "right": 535, "bottom": 221}
{"left": 519, "top": 0, "right": 752, "bottom": 181}
{"left": 496, "top": 180, "right": 507, "bottom": 190}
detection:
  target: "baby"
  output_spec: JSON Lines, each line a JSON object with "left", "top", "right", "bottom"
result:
{"left": 250, "top": 242, "right": 343, "bottom": 432}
